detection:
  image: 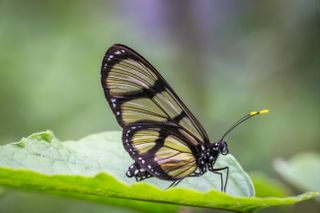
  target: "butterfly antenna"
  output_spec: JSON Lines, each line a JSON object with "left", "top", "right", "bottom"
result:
{"left": 220, "top": 109, "right": 269, "bottom": 141}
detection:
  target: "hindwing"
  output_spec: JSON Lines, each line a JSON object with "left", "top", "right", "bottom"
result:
{"left": 123, "top": 123, "right": 199, "bottom": 180}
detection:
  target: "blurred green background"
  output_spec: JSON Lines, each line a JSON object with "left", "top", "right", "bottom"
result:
{"left": 0, "top": 0, "right": 319, "bottom": 212}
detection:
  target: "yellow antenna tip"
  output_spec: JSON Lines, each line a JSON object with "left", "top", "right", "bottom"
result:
{"left": 249, "top": 111, "right": 258, "bottom": 116}
{"left": 249, "top": 109, "right": 270, "bottom": 116}
{"left": 259, "top": 109, "right": 269, "bottom": 114}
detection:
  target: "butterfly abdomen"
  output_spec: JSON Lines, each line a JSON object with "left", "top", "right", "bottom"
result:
{"left": 126, "top": 162, "right": 152, "bottom": 181}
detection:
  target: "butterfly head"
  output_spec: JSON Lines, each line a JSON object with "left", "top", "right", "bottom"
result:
{"left": 218, "top": 140, "right": 229, "bottom": 155}
{"left": 213, "top": 140, "right": 229, "bottom": 155}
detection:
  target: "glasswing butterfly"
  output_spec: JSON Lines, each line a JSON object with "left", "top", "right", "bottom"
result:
{"left": 101, "top": 44, "right": 268, "bottom": 192}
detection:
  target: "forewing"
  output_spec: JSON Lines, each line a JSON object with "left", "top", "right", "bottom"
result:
{"left": 101, "top": 44, "right": 209, "bottom": 144}
{"left": 123, "top": 123, "right": 198, "bottom": 180}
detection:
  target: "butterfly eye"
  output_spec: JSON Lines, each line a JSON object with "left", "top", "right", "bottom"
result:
{"left": 219, "top": 141, "right": 228, "bottom": 155}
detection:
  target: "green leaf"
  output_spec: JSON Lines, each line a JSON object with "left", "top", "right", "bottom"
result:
{"left": 0, "top": 130, "right": 254, "bottom": 196}
{"left": 250, "top": 172, "right": 291, "bottom": 197}
{"left": 0, "top": 131, "right": 318, "bottom": 213}
{"left": 274, "top": 152, "right": 320, "bottom": 192}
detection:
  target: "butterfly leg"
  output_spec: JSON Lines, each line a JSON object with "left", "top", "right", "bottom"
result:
{"left": 126, "top": 162, "right": 153, "bottom": 181}
{"left": 209, "top": 166, "right": 229, "bottom": 192}
{"left": 167, "top": 170, "right": 206, "bottom": 189}
{"left": 167, "top": 179, "right": 184, "bottom": 189}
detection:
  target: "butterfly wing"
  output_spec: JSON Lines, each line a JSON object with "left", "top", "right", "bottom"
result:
{"left": 123, "top": 122, "right": 198, "bottom": 180}
{"left": 101, "top": 44, "right": 209, "bottom": 144}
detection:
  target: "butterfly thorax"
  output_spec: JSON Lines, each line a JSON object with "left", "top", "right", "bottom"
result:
{"left": 197, "top": 140, "right": 229, "bottom": 173}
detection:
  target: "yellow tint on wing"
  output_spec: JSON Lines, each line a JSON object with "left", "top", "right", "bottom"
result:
{"left": 178, "top": 128, "right": 199, "bottom": 146}
{"left": 131, "top": 130, "right": 159, "bottom": 154}
{"left": 107, "top": 59, "right": 158, "bottom": 96}
{"left": 120, "top": 59, "right": 158, "bottom": 81}
{"left": 178, "top": 117, "right": 203, "bottom": 142}
{"left": 165, "top": 162, "right": 197, "bottom": 179}
{"left": 163, "top": 135, "right": 191, "bottom": 153}
{"left": 153, "top": 90, "right": 205, "bottom": 142}
{"left": 153, "top": 91, "right": 182, "bottom": 118}
{"left": 154, "top": 135, "right": 196, "bottom": 179}
{"left": 121, "top": 98, "right": 167, "bottom": 125}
